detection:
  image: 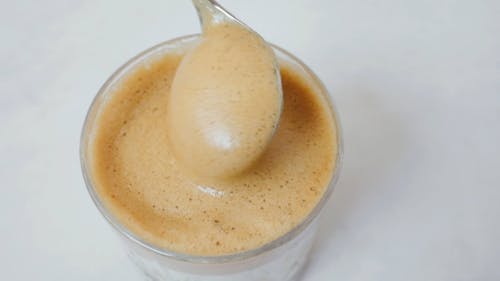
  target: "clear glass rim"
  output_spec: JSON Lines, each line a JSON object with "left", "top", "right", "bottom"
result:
{"left": 80, "top": 34, "right": 344, "bottom": 264}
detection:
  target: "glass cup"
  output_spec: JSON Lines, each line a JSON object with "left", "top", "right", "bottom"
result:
{"left": 80, "top": 34, "right": 343, "bottom": 281}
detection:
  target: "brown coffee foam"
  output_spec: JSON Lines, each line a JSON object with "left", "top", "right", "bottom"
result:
{"left": 89, "top": 52, "right": 337, "bottom": 255}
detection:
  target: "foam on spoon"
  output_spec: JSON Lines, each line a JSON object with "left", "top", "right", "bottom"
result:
{"left": 167, "top": 7, "right": 282, "bottom": 179}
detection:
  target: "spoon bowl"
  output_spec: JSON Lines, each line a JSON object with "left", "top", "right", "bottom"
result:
{"left": 166, "top": 0, "right": 283, "bottom": 180}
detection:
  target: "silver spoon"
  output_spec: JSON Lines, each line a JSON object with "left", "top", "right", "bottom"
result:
{"left": 167, "top": 0, "right": 283, "bottom": 180}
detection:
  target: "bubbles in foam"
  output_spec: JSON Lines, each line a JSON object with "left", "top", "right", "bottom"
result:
{"left": 90, "top": 53, "right": 337, "bottom": 256}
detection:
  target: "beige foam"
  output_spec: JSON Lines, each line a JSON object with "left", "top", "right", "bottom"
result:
{"left": 168, "top": 23, "right": 282, "bottom": 179}
{"left": 89, "top": 52, "right": 337, "bottom": 256}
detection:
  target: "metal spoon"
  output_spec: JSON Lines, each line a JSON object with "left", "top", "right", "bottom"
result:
{"left": 167, "top": 0, "right": 283, "bottom": 180}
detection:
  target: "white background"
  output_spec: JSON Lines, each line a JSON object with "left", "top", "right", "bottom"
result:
{"left": 2, "top": 0, "right": 499, "bottom": 280}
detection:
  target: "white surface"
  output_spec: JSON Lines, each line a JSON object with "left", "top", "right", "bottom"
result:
{"left": 1, "top": 0, "right": 499, "bottom": 280}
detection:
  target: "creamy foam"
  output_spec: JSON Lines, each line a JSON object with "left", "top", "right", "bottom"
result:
{"left": 89, "top": 51, "right": 337, "bottom": 256}
{"left": 168, "top": 22, "right": 282, "bottom": 179}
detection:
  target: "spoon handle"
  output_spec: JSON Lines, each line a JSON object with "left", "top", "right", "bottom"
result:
{"left": 192, "top": 0, "right": 235, "bottom": 32}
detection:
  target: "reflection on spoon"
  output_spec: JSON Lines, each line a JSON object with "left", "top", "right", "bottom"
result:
{"left": 196, "top": 185, "right": 225, "bottom": 198}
